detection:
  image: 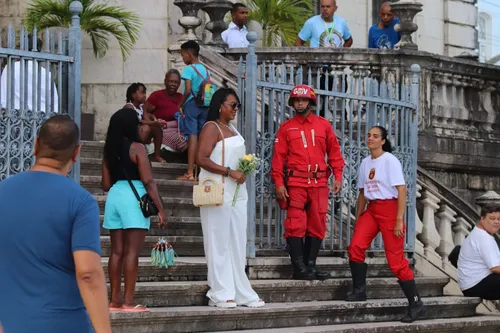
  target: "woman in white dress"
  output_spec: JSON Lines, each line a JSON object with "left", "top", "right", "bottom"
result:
{"left": 196, "top": 88, "right": 265, "bottom": 308}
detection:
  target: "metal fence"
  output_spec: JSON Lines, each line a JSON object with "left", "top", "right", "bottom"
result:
{"left": 239, "top": 37, "right": 420, "bottom": 258}
{"left": 0, "top": 1, "right": 82, "bottom": 182}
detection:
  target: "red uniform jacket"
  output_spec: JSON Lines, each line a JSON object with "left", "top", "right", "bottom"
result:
{"left": 271, "top": 113, "right": 344, "bottom": 188}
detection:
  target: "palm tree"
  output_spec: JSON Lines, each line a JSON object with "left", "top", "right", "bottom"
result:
{"left": 23, "top": 0, "right": 141, "bottom": 60}
{"left": 246, "top": 0, "right": 314, "bottom": 47}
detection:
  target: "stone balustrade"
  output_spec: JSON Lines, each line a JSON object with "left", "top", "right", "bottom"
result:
{"left": 415, "top": 167, "right": 500, "bottom": 276}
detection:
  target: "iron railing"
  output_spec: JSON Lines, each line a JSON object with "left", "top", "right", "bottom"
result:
{"left": 0, "top": 1, "right": 82, "bottom": 182}
{"left": 240, "top": 33, "right": 420, "bottom": 258}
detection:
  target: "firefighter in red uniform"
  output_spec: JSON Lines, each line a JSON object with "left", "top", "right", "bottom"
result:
{"left": 271, "top": 85, "right": 344, "bottom": 280}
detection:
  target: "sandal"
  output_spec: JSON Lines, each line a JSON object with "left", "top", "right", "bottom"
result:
{"left": 121, "top": 304, "right": 150, "bottom": 312}
{"left": 176, "top": 173, "right": 195, "bottom": 181}
{"left": 240, "top": 299, "right": 265, "bottom": 308}
{"left": 208, "top": 299, "right": 237, "bottom": 308}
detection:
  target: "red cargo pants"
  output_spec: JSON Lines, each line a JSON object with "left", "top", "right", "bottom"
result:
{"left": 284, "top": 186, "right": 330, "bottom": 239}
{"left": 347, "top": 199, "right": 414, "bottom": 281}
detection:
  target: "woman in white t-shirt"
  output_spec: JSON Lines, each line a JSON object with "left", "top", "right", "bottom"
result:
{"left": 345, "top": 126, "right": 426, "bottom": 323}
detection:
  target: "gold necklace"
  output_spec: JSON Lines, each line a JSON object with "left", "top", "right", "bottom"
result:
{"left": 217, "top": 120, "right": 234, "bottom": 133}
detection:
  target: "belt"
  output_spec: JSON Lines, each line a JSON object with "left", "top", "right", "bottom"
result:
{"left": 370, "top": 198, "right": 397, "bottom": 203}
{"left": 288, "top": 170, "right": 327, "bottom": 179}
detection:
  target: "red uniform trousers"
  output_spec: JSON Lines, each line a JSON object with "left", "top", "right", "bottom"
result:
{"left": 284, "top": 186, "right": 330, "bottom": 239}
{"left": 347, "top": 199, "right": 414, "bottom": 281}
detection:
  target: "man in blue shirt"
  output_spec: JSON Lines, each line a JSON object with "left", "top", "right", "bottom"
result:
{"left": 296, "top": 0, "right": 353, "bottom": 48}
{"left": 368, "top": 2, "right": 401, "bottom": 49}
{"left": 0, "top": 115, "right": 111, "bottom": 333}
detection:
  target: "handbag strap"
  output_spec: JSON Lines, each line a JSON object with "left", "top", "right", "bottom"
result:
{"left": 194, "top": 121, "right": 225, "bottom": 185}
{"left": 118, "top": 156, "right": 142, "bottom": 202}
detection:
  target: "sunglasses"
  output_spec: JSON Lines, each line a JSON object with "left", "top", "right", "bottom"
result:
{"left": 224, "top": 102, "right": 241, "bottom": 110}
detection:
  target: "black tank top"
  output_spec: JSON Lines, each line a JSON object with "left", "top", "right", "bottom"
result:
{"left": 112, "top": 140, "right": 141, "bottom": 183}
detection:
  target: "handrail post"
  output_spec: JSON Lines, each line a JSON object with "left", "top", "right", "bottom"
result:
{"left": 245, "top": 32, "right": 258, "bottom": 258}
{"left": 68, "top": 1, "right": 83, "bottom": 183}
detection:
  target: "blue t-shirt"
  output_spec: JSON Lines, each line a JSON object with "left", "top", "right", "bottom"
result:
{"left": 0, "top": 171, "right": 101, "bottom": 333}
{"left": 368, "top": 18, "right": 400, "bottom": 49}
{"left": 182, "top": 63, "right": 210, "bottom": 104}
{"left": 298, "top": 15, "right": 351, "bottom": 48}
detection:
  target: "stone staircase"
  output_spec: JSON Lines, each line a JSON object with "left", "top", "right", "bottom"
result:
{"left": 81, "top": 141, "right": 500, "bottom": 333}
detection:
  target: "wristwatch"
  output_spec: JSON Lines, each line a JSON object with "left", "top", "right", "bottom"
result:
{"left": 224, "top": 166, "right": 231, "bottom": 177}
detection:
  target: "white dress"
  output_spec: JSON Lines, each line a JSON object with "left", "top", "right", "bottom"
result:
{"left": 199, "top": 127, "right": 260, "bottom": 305}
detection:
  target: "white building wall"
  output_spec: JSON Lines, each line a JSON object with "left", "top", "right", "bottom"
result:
{"left": 477, "top": 0, "right": 500, "bottom": 64}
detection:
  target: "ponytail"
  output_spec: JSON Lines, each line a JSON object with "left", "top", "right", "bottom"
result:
{"left": 372, "top": 126, "right": 392, "bottom": 152}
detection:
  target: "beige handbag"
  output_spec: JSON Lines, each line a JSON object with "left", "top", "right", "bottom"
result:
{"left": 192, "top": 122, "right": 225, "bottom": 207}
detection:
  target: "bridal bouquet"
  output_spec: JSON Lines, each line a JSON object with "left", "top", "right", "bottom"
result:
{"left": 232, "top": 154, "right": 261, "bottom": 207}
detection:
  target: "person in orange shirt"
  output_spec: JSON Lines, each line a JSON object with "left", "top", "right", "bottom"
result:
{"left": 271, "top": 85, "right": 344, "bottom": 280}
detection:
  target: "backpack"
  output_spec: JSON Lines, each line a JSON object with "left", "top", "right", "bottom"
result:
{"left": 190, "top": 65, "right": 216, "bottom": 108}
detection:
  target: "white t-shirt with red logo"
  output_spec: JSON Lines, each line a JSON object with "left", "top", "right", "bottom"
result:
{"left": 358, "top": 152, "right": 406, "bottom": 200}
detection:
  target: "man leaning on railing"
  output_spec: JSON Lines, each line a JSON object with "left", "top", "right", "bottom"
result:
{"left": 453, "top": 205, "right": 500, "bottom": 300}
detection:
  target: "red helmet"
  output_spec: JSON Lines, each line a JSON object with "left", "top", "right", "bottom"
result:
{"left": 288, "top": 84, "right": 317, "bottom": 106}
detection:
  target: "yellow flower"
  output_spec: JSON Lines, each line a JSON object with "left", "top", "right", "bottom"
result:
{"left": 244, "top": 154, "right": 253, "bottom": 161}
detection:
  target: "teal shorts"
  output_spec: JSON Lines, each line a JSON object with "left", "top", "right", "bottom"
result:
{"left": 103, "top": 180, "right": 151, "bottom": 230}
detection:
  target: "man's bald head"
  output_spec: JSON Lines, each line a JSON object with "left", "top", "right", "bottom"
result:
{"left": 36, "top": 115, "right": 80, "bottom": 164}
{"left": 380, "top": 1, "right": 391, "bottom": 11}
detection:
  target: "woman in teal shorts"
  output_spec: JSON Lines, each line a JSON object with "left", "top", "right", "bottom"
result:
{"left": 101, "top": 108, "right": 166, "bottom": 312}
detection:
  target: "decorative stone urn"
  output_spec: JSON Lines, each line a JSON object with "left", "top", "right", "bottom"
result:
{"left": 390, "top": 0, "right": 423, "bottom": 50}
{"left": 174, "top": 0, "right": 207, "bottom": 42}
{"left": 202, "top": 0, "right": 233, "bottom": 46}
{"left": 476, "top": 191, "right": 500, "bottom": 209}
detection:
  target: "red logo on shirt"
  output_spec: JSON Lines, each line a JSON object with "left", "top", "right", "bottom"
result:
{"left": 369, "top": 168, "right": 376, "bottom": 180}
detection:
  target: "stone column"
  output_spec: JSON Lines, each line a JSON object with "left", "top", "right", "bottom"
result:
{"left": 414, "top": 184, "right": 424, "bottom": 255}
{"left": 390, "top": 0, "right": 423, "bottom": 50}
{"left": 173, "top": 0, "right": 207, "bottom": 42}
{"left": 436, "top": 204, "right": 457, "bottom": 268}
{"left": 418, "top": 189, "right": 442, "bottom": 265}
{"left": 202, "top": 1, "right": 232, "bottom": 46}
{"left": 452, "top": 216, "right": 470, "bottom": 246}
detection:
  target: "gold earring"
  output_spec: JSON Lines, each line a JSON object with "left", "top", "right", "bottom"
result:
{"left": 219, "top": 108, "right": 221, "bottom": 113}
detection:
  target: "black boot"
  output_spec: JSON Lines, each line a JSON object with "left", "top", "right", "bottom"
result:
{"left": 287, "top": 237, "right": 314, "bottom": 280}
{"left": 398, "top": 279, "right": 426, "bottom": 323}
{"left": 304, "top": 236, "right": 330, "bottom": 280}
{"left": 345, "top": 261, "right": 367, "bottom": 301}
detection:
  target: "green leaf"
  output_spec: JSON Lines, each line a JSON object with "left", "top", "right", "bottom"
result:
{"left": 23, "top": 0, "right": 142, "bottom": 60}
{"left": 246, "top": 0, "right": 314, "bottom": 46}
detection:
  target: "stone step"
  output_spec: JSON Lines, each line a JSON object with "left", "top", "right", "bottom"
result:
{"left": 101, "top": 216, "right": 204, "bottom": 236}
{"left": 211, "top": 316, "right": 500, "bottom": 333}
{"left": 100, "top": 235, "right": 355, "bottom": 258}
{"left": 109, "top": 297, "right": 480, "bottom": 333}
{"left": 101, "top": 236, "right": 205, "bottom": 257}
{"left": 113, "top": 277, "right": 448, "bottom": 307}
{"left": 81, "top": 140, "right": 104, "bottom": 159}
{"left": 95, "top": 195, "right": 199, "bottom": 217}
{"left": 99, "top": 216, "right": 277, "bottom": 237}
{"left": 80, "top": 157, "right": 187, "bottom": 179}
{"left": 83, "top": 176, "right": 193, "bottom": 197}
{"left": 101, "top": 257, "right": 397, "bottom": 282}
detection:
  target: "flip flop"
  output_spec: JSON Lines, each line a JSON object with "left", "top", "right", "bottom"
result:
{"left": 121, "top": 305, "right": 150, "bottom": 313}
{"left": 108, "top": 307, "right": 123, "bottom": 311}
{"left": 176, "top": 173, "right": 195, "bottom": 181}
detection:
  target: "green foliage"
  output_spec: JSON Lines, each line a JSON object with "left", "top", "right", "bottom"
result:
{"left": 23, "top": 0, "right": 141, "bottom": 60}
{"left": 246, "top": 0, "right": 314, "bottom": 47}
